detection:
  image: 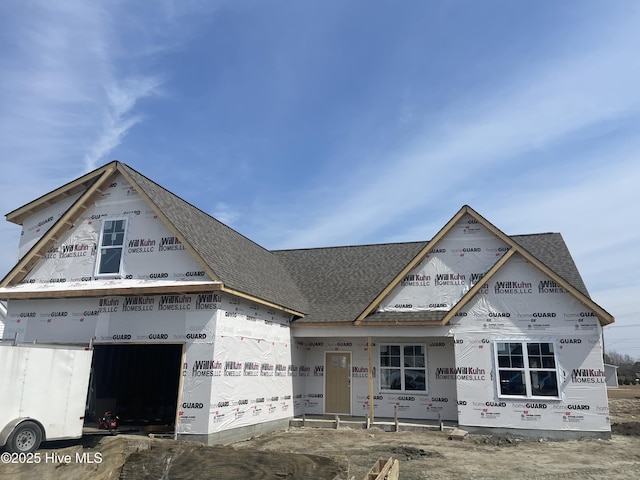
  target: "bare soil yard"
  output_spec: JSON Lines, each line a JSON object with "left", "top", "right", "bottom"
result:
{"left": 2, "top": 385, "right": 640, "bottom": 479}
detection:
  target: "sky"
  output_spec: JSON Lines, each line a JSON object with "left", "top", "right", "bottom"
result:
{"left": 0, "top": 0, "right": 638, "bottom": 359}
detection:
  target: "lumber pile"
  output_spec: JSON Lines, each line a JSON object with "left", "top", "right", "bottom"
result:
{"left": 364, "top": 457, "right": 399, "bottom": 480}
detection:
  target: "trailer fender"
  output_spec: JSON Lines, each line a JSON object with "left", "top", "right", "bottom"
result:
{"left": 0, "top": 418, "right": 45, "bottom": 451}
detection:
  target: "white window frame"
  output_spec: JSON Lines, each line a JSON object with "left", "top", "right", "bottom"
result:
{"left": 379, "top": 343, "right": 428, "bottom": 394}
{"left": 94, "top": 217, "right": 128, "bottom": 277}
{"left": 493, "top": 340, "right": 561, "bottom": 400}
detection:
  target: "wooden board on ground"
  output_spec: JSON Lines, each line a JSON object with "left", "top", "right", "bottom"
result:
{"left": 448, "top": 428, "right": 468, "bottom": 441}
{"left": 364, "top": 457, "right": 399, "bottom": 480}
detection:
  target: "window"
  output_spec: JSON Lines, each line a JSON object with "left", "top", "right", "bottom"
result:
{"left": 95, "top": 218, "right": 127, "bottom": 276}
{"left": 495, "top": 341, "right": 559, "bottom": 398}
{"left": 380, "top": 344, "right": 426, "bottom": 392}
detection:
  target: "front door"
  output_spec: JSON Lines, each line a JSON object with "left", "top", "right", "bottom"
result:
{"left": 325, "top": 351, "right": 351, "bottom": 415}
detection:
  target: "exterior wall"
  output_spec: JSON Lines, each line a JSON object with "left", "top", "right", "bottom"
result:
{"left": 292, "top": 220, "right": 610, "bottom": 437}
{"left": 3, "top": 292, "right": 295, "bottom": 439}
{"left": 291, "top": 339, "right": 307, "bottom": 417}
{"left": 379, "top": 214, "right": 509, "bottom": 313}
{"left": 203, "top": 297, "right": 294, "bottom": 435}
{"left": 6, "top": 178, "right": 296, "bottom": 441}
{"left": 21, "top": 174, "right": 210, "bottom": 287}
{"left": 450, "top": 254, "right": 610, "bottom": 436}
{"left": 18, "top": 192, "right": 82, "bottom": 260}
{"left": 293, "top": 336, "right": 458, "bottom": 421}
{"left": 6, "top": 188, "right": 612, "bottom": 439}
{"left": 3, "top": 293, "right": 218, "bottom": 345}
{"left": 0, "top": 303, "right": 5, "bottom": 339}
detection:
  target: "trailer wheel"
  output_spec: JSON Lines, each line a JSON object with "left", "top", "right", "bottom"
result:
{"left": 6, "top": 421, "right": 42, "bottom": 454}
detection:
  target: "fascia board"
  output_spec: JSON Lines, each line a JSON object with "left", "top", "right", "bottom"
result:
{"left": 440, "top": 248, "right": 516, "bottom": 325}
{"left": 466, "top": 205, "right": 614, "bottom": 325}
{"left": 117, "top": 166, "right": 221, "bottom": 283}
{"left": 220, "top": 286, "right": 305, "bottom": 317}
{"left": 0, "top": 281, "right": 223, "bottom": 300}
{"left": 513, "top": 247, "right": 614, "bottom": 326}
{"left": 354, "top": 204, "right": 614, "bottom": 328}
{"left": 6, "top": 161, "right": 119, "bottom": 225}
{"left": 354, "top": 206, "right": 470, "bottom": 325}
{"left": 1, "top": 165, "right": 118, "bottom": 287}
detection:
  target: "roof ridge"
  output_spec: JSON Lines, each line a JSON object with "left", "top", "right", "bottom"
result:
{"left": 119, "top": 162, "right": 274, "bottom": 254}
{"left": 118, "top": 162, "right": 309, "bottom": 314}
{"left": 512, "top": 232, "right": 559, "bottom": 237}
{"left": 273, "top": 240, "right": 427, "bottom": 253}
{"left": 275, "top": 233, "right": 564, "bottom": 254}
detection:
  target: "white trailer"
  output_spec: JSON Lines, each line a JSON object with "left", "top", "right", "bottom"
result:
{"left": 0, "top": 341, "right": 93, "bottom": 453}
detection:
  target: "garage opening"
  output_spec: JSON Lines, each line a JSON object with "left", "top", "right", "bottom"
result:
{"left": 89, "top": 343, "right": 183, "bottom": 429}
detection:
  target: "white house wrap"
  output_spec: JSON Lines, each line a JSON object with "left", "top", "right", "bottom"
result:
{"left": 0, "top": 161, "right": 614, "bottom": 443}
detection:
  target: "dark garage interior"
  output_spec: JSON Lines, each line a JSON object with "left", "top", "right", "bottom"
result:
{"left": 89, "top": 343, "right": 183, "bottom": 428}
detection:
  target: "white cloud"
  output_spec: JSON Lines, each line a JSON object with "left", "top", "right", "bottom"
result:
{"left": 255, "top": 7, "right": 640, "bottom": 359}
{"left": 83, "top": 76, "right": 163, "bottom": 171}
{"left": 0, "top": 2, "right": 156, "bottom": 181}
{"left": 273, "top": 7, "right": 640, "bottom": 250}
{"left": 0, "top": 1, "right": 636, "bottom": 357}
{"left": 212, "top": 202, "right": 240, "bottom": 227}
{"left": 0, "top": 0, "right": 215, "bottom": 276}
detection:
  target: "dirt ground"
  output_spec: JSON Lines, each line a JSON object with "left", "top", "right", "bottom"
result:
{"left": 2, "top": 385, "right": 640, "bottom": 479}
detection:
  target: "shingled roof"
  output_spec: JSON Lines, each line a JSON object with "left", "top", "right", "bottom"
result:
{"left": 511, "top": 233, "right": 590, "bottom": 298}
{"left": 2, "top": 161, "right": 598, "bottom": 325}
{"left": 275, "top": 233, "right": 591, "bottom": 324}
{"left": 118, "top": 164, "right": 309, "bottom": 314}
{"left": 2, "top": 161, "right": 308, "bottom": 315}
{"left": 274, "top": 242, "right": 426, "bottom": 325}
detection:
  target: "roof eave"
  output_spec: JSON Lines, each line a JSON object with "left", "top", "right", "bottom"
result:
{"left": 1, "top": 164, "right": 119, "bottom": 287}
{"left": 6, "top": 161, "right": 120, "bottom": 225}
{"left": 116, "top": 164, "right": 222, "bottom": 284}
{"left": 354, "top": 206, "right": 472, "bottom": 325}
{"left": 220, "top": 286, "right": 306, "bottom": 317}
{"left": 355, "top": 205, "right": 614, "bottom": 328}
{"left": 0, "top": 282, "right": 223, "bottom": 300}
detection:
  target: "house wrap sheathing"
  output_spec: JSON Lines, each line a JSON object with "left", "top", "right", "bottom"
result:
{"left": 0, "top": 161, "right": 614, "bottom": 442}
{"left": 0, "top": 302, "right": 6, "bottom": 339}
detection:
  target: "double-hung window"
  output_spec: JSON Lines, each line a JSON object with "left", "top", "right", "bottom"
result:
{"left": 380, "top": 344, "right": 427, "bottom": 393}
{"left": 95, "top": 218, "right": 127, "bottom": 276}
{"left": 495, "top": 341, "right": 559, "bottom": 398}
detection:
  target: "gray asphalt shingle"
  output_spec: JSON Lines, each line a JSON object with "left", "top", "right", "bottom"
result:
{"left": 7, "top": 161, "right": 591, "bottom": 323}
{"left": 120, "top": 164, "right": 310, "bottom": 314}
{"left": 275, "top": 234, "right": 591, "bottom": 324}
{"left": 114, "top": 164, "right": 600, "bottom": 323}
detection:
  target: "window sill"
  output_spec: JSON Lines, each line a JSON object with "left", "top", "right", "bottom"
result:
{"left": 497, "top": 395, "right": 561, "bottom": 401}
{"left": 379, "top": 390, "right": 429, "bottom": 396}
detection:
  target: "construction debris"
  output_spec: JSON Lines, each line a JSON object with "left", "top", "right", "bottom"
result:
{"left": 448, "top": 428, "right": 468, "bottom": 441}
{"left": 364, "top": 457, "right": 399, "bottom": 480}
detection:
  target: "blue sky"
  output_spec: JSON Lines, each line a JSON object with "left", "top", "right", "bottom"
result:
{"left": 0, "top": 1, "right": 638, "bottom": 359}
